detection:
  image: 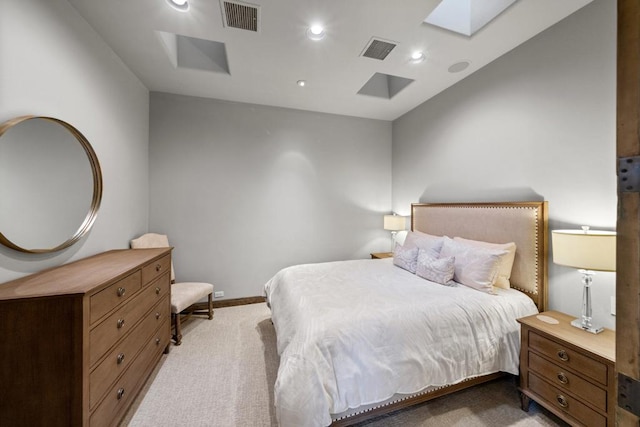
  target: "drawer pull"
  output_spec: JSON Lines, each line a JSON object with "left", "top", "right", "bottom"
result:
{"left": 557, "top": 372, "right": 569, "bottom": 384}
{"left": 155, "top": 337, "right": 161, "bottom": 345}
{"left": 556, "top": 394, "right": 568, "bottom": 408}
{"left": 117, "top": 353, "right": 125, "bottom": 364}
{"left": 117, "top": 318, "right": 125, "bottom": 329}
{"left": 155, "top": 263, "right": 162, "bottom": 272}
{"left": 155, "top": 312, "right": 161, "bottom": 320}
{"left": 117, "top": 287, "right": 126, "bottom": 297}
{"left": 117, "top": 388, "right": 125, "bottom": 400}
{"left": 155, "top": 287, "right": 161, "bottom": 295}
{"left": 557, "top": 349, "right": 569, "bottom": 362}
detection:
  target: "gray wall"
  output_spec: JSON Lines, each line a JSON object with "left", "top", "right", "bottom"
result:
{"left": 392, "top": 0, "right": 617, "bottom": 328}
{"left": 0, "top": 0, "right": 617, "bottom": 329}
{"left": 0, "top": 0, "right": 150, "bottom": 281}
{"left": 149, "top": 93, "right": 392, "bottom": 299}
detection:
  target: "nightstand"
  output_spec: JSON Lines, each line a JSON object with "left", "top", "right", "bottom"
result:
{"left": 370, "top": 252, "right": 393, "bottom": 259}
{"left": 517, "top": 311, "right": 615, "bottom": 427}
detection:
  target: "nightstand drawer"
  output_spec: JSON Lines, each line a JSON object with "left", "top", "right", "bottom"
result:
{"left": 529, "top": 331, "right": 608, "bottom": 385}
{"left": 518, "top": 312, "right": 615, "bottom": 427}
{"left": 529, "top": 351, "right": 606, "bottom": 411}
{"left": 529, "top": 373, "right": 606, "bottom": 427}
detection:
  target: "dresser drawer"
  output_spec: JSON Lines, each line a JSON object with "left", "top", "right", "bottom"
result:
{"left": 529, "top": 351, "right": 606, "bottom": 411}
{"left": 141, "top": 254, "right": 171, "bottom": 286}
{"left": 89, "top": 273, "right": 170, "bottom": 366}
{"left": 528, "top": 372, "right": 606, "bottom": 427}
{"left": 529, "top": 331, "right": 608, "bottom": 386}
{"left": 90, "top": 271, "right": 141, "bottom": 324}
{"left": 90, "top": 319, "right": 168, "bottom": 427}
{"left": 90, "top": 295, "right": 170, "bottom": 409}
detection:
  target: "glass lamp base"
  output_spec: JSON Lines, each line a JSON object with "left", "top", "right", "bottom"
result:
{"left": 570, "top": 318, "right": 604, "bottom": 334}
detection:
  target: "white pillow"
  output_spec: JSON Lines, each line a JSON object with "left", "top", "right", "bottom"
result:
{"left": 393, "top": 244, "right": 418, "bottom": 274}
{"left": 416, "top": 249, "right": 455, "bottom": 286}
{"left": 453, "top": 237, "right": 516, "bottom": 289}
{"left": 440, "top": 237, "right": 506, "bottom": 293}
{"left": 403, "top": 230, "right": 444, "bottom": 253}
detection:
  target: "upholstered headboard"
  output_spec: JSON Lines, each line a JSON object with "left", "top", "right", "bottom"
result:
{"left": 411, "top": 202, "right": 548, "bottom": 311}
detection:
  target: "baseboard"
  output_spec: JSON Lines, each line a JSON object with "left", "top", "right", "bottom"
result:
{"left": 190, "top": 296, "right": 266, "bottom": 310}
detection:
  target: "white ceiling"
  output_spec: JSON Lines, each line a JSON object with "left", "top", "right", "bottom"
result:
{"left": 67, "top": 0, "right": 593, "bottom": 121}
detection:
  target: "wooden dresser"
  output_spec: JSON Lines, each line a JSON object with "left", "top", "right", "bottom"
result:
{"left": 518, "top": 311, "right": 615, "bottom": 427}
{"left": 0, "top": 248, "right": 172, "bottom": 426}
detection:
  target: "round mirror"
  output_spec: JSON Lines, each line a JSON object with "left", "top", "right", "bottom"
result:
{"left": 0, "top": 116, "right": 102, "bottom": 253}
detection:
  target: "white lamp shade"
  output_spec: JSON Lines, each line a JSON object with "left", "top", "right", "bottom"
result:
{"left": 383, "top": 215, "right": 405, "bottom": 231}
{"left": 552, "top": 229, "right": 616, "bottom": 272}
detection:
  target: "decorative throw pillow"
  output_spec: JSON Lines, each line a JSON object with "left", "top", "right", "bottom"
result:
{"left": 416, "top": 249, "right": 455, "bottom": 285}
{"left": 403, "top": 230, "right": 444, "bottom": 254}
{"left": 453, "top": 237, "right": 517, "bottom": 289}
{"left": 440, "top": 237, "right": 506, "bottom": 293}
{"left": 393, "top": 244, "right": 419, "bottom": 274}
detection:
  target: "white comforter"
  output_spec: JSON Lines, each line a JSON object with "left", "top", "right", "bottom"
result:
{"left": 264, "top": 258, "right": 538, "bottom": 427}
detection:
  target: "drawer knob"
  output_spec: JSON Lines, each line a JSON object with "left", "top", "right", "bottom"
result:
{"left": 155, "top": 337, "right": 161, "bottom": 345}
{"left": 117, "top": 318, "right": 125, "bottom": 329}
{"left": 155, "top": 312, "right": 161, "bottom": 320}
{"left": 155, "top": 287, "right": 161, "bottom": 295}
{"left": 557, "top": 372, "right": 569, "bottom": 384}
{"left": 117, "top": 353, "right": 125, "bottom": 364}
{"left": 117, "top": 287, "right": 126, "bottom": 297}
{"left": 557, "top": 349, "right": 569, "bottom": 362}
{"left": 117, "top": 388, "right": 125, "bottom": 400}
{"left": 155, "top": 263, "right": 162, "bottom": 272}
{"left": 556, "top": 394, "right": 568, "bottom": 408}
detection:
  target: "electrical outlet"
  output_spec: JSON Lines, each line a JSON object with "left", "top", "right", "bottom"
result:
{"left": 611, "top": 296, "right": 616, "bottom": 316}
{"left": 214, "top": 291, "right": 224, "bottom": 298}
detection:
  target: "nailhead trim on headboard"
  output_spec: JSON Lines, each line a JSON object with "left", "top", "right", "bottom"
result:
{"left": 410, "top": 202, "right": 548, "bottom": 311}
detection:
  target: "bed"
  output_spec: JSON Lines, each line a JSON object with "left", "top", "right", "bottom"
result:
{"left": 264, "top": 201, "right": 548, "bottom": 427}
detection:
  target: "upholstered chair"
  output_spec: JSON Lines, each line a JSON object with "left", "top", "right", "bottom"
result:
{"left": 130, "top": 233, "right": 214, "bottom": 345}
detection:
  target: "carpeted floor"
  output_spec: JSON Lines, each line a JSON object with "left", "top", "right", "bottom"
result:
{"left": 121, "top": 303, "right": 567, "bottom": 427}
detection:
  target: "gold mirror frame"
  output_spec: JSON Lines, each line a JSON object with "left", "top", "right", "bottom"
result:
{"left": 0, "top": 115, "right": 103, "bottom": 253}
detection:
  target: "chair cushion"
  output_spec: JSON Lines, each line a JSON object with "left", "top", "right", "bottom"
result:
{"left": 171, "top": 282, "right": 214, "bottom": 313}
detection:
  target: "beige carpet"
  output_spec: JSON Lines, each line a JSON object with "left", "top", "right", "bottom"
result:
{"left": 121, "top": 303, "right": 567, "bottom": 427}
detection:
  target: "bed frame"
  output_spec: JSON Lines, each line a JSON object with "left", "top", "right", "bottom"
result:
{"left": 331, "top": 201, "right": 548, "bottom": 426}
{"left": 412, "top": 201, "right": 548, "bottom": 310}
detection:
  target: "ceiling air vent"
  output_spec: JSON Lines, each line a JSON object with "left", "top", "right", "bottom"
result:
{"left": 361, "top": 37, "right": 397, "bottom": 61}
{"left": 221, "top": 0, "right": 259, "bottom": 32}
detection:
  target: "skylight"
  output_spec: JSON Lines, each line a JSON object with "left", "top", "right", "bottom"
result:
{"left": 156, "top": 32, "right": 230, "bottom": 75}
{"left": 424, "top": 0, "right": 518, "bottom": 37}
{"left": 357, "top": 73, "right": 414, "bottom": 100}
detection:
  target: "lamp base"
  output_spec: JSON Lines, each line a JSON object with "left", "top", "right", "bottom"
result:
{"left": 570, "top": 318, "right": 604, "bottom": 334}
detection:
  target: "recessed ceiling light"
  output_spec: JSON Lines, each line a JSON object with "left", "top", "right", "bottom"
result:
{"left": 297, "top": 80, "right": 306, "bottom": 87}
{"left": 306, "top": 24, "right": 325, "bottom": 41}
{"left": 410, "top": 51, "right": 425, "bottom": 63}
{"left": 448, "top": 61, "right": 470, "bottom": 73}
{"left": 167, "top": 0, "right": 189, "bottom": 12}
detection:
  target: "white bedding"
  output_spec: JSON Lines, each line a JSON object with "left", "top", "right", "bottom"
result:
{"left": 264, "top": 258, "right": 538, "bottom": 427}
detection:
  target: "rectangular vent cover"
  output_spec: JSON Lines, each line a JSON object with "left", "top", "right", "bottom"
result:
{"left": 221, "top": 1, "right": 259, "bottom": 32}
{"left": 361, "top": 38, "right": 397, "bottom": 60}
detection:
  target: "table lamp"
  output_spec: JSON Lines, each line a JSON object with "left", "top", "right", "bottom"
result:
{"left": 383, "top": 214, "right": 405, "bottom": 251}
{"left": 551, "top": 226, "right": 616, "bottom": 334}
